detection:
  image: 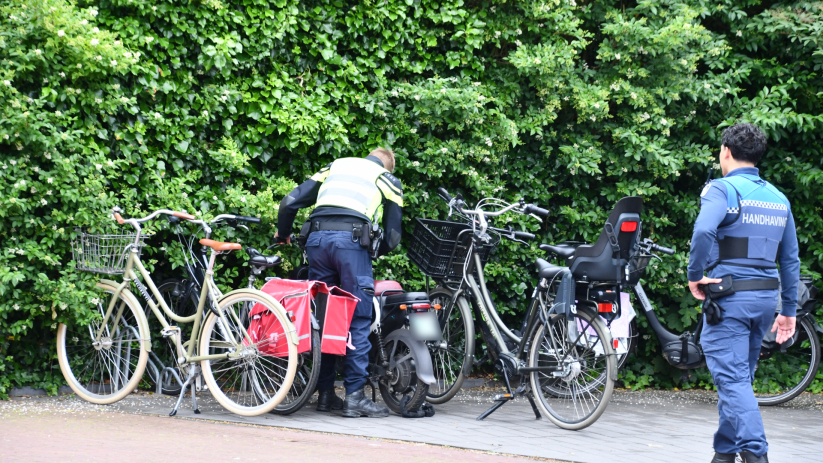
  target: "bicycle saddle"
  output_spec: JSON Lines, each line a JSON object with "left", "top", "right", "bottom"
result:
{"left": 539, "top": 244, "right": 576, "bottom": 259}
{"left": 535, "top": 258, "right": 566, "bottom": 280}
{"left": 246, "top": 246, "right": 282, "bottom": 268}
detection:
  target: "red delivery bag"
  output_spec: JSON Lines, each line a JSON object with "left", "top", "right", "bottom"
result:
{"left": 314, "top": 286, "right": 359, "bottom": 355}
{"left": 248, "top": 279, "right": 318, "bottom": 356}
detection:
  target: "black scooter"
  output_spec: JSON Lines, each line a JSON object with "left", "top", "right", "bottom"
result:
{"left": 291, "top": 235, "right": 442, "bottom": 415}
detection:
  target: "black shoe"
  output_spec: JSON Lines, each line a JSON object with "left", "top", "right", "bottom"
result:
{"left": 711, "top": 452, "right": 737, "bottom": 463}
{"left": 740, "top": 451, "right": 768, "bottom": 463}
{"left": 316, "top": 389, "right": 344, "bottom": 412}
{"left": 341, "top": 388, "right": 390, "bottom": 418}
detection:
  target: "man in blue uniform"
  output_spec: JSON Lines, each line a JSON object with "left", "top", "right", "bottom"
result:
{"left": 687, "top": 123, "right": 800, "bottom": 463}
{"left": 276, "top": 148, "right": 403, "bottom": 418}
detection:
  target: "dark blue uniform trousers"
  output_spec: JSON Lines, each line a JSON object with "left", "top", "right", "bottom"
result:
{"left": 701, "top": 289, "right": 778, "bottom": 456}
{"left": 306, "top": 231, "right": 374, "bottom": 395}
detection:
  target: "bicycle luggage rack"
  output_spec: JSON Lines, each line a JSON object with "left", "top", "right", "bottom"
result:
{"left": 407, "top": 218, "right": 497, "bottom": 280}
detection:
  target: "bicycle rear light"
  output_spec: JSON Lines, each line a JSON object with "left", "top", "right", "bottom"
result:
{"left": 598, "top": 302, "right": 615, "bottom": 313}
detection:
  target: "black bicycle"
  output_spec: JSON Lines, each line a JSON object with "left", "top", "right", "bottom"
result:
{"left": 538, "top": 196, "right": 821, "bottom": 406}
{"left": 146, "top": 214, "right": 321, "bottom": 415}
{"left": 409, "top": 188, "right": 617, "bottom": 430}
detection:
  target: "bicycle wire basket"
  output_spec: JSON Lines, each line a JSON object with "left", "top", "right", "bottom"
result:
{"left": 627, "top": 253, "right": 652, "bottom": 286}
{"left": 407, "top": 218, "right": 497, "bottom": 280}
{"left": 72, "top": 231, "right": 145, "bottom": 275}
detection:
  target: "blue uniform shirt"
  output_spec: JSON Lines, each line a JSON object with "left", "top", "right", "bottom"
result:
{"left": 688, "top": 167, "right": 801, "bottom": 316}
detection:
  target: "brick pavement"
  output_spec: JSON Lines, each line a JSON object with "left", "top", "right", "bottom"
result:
{"left": 3, "top": 388, "right": 821, "bottom": 463}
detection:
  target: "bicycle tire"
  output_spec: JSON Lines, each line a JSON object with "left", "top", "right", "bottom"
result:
{"left": 199, "top": 291, "right": 297, "bottom": 416}
{"left": 529, "top": 307, "right": 615, "bottom": 430}
{"left": 755, "top": 316, "right": 821, "bottom": 406}
{"left": 57, "top": 283, "right": 149, "bottom": 405}
{"left": 270, "top": 328, "right": 321, "bottom": 415}
{"left": 425, "top": 287, "right": 474, "bottom": 404}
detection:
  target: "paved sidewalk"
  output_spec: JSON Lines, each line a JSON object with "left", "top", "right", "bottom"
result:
{"left": 2, "top": 388, "right": 821, "bottom": 463}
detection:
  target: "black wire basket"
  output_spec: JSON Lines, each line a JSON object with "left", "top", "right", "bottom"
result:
{"left": 407, "top": 218, "right": 496, "bottom": 279}
{"left": 627, "top": 253, "right": 652, "bottom": 286}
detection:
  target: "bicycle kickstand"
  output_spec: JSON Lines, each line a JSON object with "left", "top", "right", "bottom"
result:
{"left": 476, "top": 359, "right": 514, "bottom": 421}
{"left": 169, "top": 367, "right": 200, "bottom": 416}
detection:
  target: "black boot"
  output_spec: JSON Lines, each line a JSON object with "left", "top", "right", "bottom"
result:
{"left": 341, "top": 388, "right": 389, "bottom": 418}
{"left": 316, "top": 389, "right": 344, "bottom": 412}
{"left": 710, "top": 452, "right": 737, "bottom": 463}
{"left": 740, "top": 451, "right": 769, "bottom": 463}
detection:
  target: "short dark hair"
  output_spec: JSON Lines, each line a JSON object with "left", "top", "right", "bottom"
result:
{"left": 721, "top": 123, "right": 768, "bottom": 164}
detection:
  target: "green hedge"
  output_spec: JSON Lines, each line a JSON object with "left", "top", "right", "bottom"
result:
{"left": 1, "top": 0, "right": 822, "bottom": 398}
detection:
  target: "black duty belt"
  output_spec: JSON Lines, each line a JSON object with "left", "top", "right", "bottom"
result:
{"left": 731, "top": 278, "right": 780, "bottom": 291}
{"left": 312, "top": 221, "right": 367, "bottom": 234}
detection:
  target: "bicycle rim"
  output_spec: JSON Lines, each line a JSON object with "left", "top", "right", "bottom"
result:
{"left": 529, "top": 310, "right": 615, "bottom": 430}
{"left": 199, "top": 294, "right": 296, "bottom": 416}
{"left": 754, "top": 317, "right": 821, "bottom": 406}
{"left": 57, "top": 286, "right": 148, "bottom": 404}
{"left": 426, "top": 290, "right": 474, "bottom": 404}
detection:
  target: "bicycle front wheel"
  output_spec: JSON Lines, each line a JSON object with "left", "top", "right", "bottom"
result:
{"left": 426, "top": 288, "right": 474, "bottom": 404}
{"left": 529, "top": 308, "right": 615, "bottom": 430}
{"left": 754, "top": 316, "right": 821, "bottom": 406}
{"left": 199, "top": 292, "right": 297, "bottom": 416}
{"left": 57, "top": 284, "right": 149, "bottom": 405}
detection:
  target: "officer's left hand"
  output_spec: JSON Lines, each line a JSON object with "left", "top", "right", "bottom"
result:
{"left": 688, "top": 277, "right": 722, "bottom": 300}
{"left": 771, "top": 315, "right": 796, "bottom": 344}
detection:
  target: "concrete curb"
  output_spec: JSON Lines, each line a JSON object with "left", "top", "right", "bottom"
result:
{"left": 8, "top": 386, "right": 74, "bottom": 397}
{"left": 9, "top": 379, "right": 502, "bottom": 397}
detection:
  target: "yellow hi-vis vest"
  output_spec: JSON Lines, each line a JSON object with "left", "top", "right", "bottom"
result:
{"left": 315, "top": 158, "right": 390, "bottom": 222}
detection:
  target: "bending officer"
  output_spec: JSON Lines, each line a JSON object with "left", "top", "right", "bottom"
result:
{"left": 687, "top": 123, "right": 800, "bottom": 463}
{"left": 276, "top": 148, "right": 403, "bottom": 418}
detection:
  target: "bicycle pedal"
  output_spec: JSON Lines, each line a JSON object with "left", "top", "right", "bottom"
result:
{"left": 493, "top": 393, "right": 513, "bottom": 401}
{"left": 160, "top": 326, "right": 181, "bottom": 338}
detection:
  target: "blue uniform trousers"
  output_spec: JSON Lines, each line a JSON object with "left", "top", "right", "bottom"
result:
{"left": 306, "top": 231, "right": 374, "bottom": 395}
{"left": 701, "top": 289, "right": 778, "bottom": 456}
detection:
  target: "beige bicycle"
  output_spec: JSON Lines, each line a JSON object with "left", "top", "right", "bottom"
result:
{"left": 57, "top": 207, "right": 298, "bottom": 416}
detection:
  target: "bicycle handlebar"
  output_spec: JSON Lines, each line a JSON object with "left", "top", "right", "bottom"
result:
{"left": 113, "top": 207, "right": 194, "bottom": 226}
{"left": 437, "top": 187, "right": 453, "bottom": 202}
{"left": 514, "top": 231, "right": 536, "bottom": 241}
{"left": 653, "top": 244, "right": 675, "bottom": 255}
{"left": 523, "top": 204, "right": 549, "bottom": 218}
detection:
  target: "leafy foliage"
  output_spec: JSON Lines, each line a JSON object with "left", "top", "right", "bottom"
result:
{"left": 1, "top": 0, "right": 821, "bottom": 397}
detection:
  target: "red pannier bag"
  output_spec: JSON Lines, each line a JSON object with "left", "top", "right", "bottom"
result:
{"left": 314, "top": 286, "right": 359, "bottom": 355}
{"left": 247, "top": 279, "right": 321, "bottom": 356}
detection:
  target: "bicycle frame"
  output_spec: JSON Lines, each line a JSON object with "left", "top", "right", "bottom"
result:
{"left": 96, "top": 245, "right": 251, "bottom": 364}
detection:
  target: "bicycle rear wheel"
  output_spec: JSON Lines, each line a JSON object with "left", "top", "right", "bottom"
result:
{"left": 529, "top": 308, "right": 615, "bottom": 430}
{"left": 271, "top": 328, "right": 321, "bottom": 415}
{"left": 57, "top": 284, "right": 149, "bottom": 404}
{"left": 199, "top": 292, "right": 297, "bottom": 416}
{"left": 754, "top": 316, "right": 821, "bottom": 406}
{"left": 426, "top": 288, "right": 474, "bottom": 404}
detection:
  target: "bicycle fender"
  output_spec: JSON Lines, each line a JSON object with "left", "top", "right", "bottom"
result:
{"left": 577, "top": 305, "right": 619, "bottom": 382}
{"left": 97, "top": 279, "right": 152, "bottom": 352}
{"left": 218, "top": 288, "right": 299, "bottom": 345}
{"left": 384, "top": 329, "right": 436, "bottom": 385}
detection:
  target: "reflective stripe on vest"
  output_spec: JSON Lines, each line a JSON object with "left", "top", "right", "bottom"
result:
{"left": 315, "top": 158, "right": 388, "bottom": 221}
{"left": 710, "top": 174, "right": 789, "bottom": 269}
